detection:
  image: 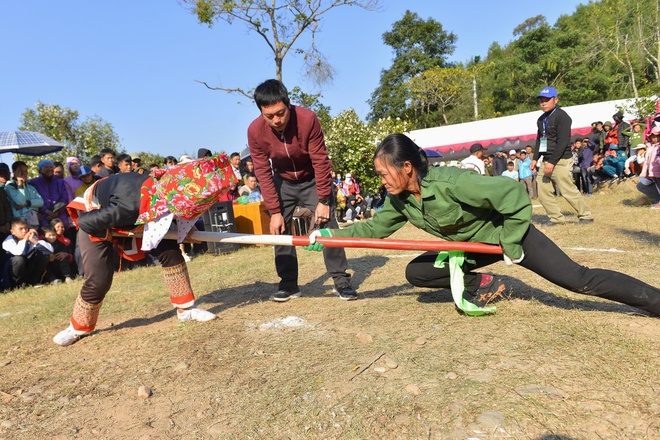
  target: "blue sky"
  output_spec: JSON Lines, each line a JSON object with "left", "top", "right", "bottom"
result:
{"left": 0, "top": 0, "right": 586, "bottom": 162}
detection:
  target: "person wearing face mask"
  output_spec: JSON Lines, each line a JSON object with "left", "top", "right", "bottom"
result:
{"left": 341, "top": 173, "right": 360, "bottom": 197}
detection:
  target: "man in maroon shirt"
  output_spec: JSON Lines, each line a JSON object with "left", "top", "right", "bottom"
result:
{"left": 247, "top": 79, "right": 357, "bottom": 301}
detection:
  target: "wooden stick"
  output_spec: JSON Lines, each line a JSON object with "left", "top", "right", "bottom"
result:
{"left": 116, "top": 230, "right": 503, "bottom": 254}
{"left": 349, "top": 352, "right": 386, "bottom": 381}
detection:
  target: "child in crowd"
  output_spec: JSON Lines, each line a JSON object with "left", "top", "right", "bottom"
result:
{"left": 42, "top": 220, "right": 75, "bottom": 284}
{"left": 2, "top": 217, "right": 50, "bottom": 287}
{"left": 502, "top": 161, "right": 519, "bottom": 181}
{"left": 74, "top": 166, "right": 95, "bottom": 198}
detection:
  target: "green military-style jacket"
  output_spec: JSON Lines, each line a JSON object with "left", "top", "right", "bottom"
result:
{"left": 332, "top": 166, "right": 532, "bottom": 259}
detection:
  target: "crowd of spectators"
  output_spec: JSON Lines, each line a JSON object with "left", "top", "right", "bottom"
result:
{"left": 454, "top": 111, "right": 660, "bottom": 209}
{"left": 0, "top": 147, "right": 263, "bottom": 290}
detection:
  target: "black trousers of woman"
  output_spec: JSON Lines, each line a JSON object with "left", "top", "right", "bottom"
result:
{"left": 405, "top": 225, "right": 660, "bottom": 315}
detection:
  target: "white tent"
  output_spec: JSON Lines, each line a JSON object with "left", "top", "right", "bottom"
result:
{"left": 407, "top": 98, "right": 639, "bottom": 161}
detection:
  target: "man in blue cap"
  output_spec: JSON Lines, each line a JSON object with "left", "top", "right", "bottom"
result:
{"left": 531, "top": 86, "right": 593, "bottom": 225}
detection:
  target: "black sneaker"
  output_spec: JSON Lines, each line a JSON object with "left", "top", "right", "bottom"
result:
{"left": 332, "top": 285, "right": 358, "bottom": 301}
{"left": 578, "top": 218, "right": 594, "bottom": 224}
{"left": 270, "top": 288, "right": 301, "bottom": 302}
{"left": 463, "top": 274, "right": 505, "bottom": 307}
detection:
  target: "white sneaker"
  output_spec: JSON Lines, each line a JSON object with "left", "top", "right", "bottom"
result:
{"left": 182, "top": 253, "right": 192, "bottom": 262}
{"left": 53, "top": 325, "right": 86, "bottom": 346}
{"left": 177, "top": 307, "right": 217, "bottom": 322}
{"left": 52, "top": 279, "right": 62, "bottom": 285}
{"left": 65, "top": 276, "right": 74, "bottom": 284}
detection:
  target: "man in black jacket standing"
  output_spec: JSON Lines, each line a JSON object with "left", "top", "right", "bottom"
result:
{"left": 531, "top": 86, "right": 593, "bottom": 225}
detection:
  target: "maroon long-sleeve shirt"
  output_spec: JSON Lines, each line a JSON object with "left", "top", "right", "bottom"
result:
{"left": 247, "top": 105, "right": 333, "bottom": 215}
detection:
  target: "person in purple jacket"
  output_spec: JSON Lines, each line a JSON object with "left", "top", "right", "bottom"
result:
{"left": 28, "top": 160, "right": 71, "bottom": 228}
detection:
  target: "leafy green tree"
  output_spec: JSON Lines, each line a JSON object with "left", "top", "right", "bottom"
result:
{"left": 289, "top": 86, "right": 332, "bottom": 129}
{"left": 325, "top": 109, "right": 409, "bottom": 195}
{"left": 185, "top": 0, "right": 381, "bottom": 98}
{"left": 17, "top": 102, "right": 121, "bottom": 176}
{"left": 368, "top": 10, "right": 457, "bottom": 125}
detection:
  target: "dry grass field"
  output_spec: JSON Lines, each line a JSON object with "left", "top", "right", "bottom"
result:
{"left": 0, "top": 180, "right": 658, "bottom": 439}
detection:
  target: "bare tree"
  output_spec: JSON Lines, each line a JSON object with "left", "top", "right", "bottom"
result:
{"left": 183, "top": 0, "right": 381, "bottom": 98}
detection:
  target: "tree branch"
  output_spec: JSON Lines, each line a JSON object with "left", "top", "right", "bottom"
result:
{"left": 194, "top": 80, "right": 254, "bottom": 100}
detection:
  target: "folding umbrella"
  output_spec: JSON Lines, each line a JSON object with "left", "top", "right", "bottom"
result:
{"left": 0, "top": 131, "right": 65, "bottom": 156}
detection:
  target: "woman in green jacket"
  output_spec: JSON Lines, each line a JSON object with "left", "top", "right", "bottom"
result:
{"left": 307, "top": 133, "right": 660, "bottom": 315}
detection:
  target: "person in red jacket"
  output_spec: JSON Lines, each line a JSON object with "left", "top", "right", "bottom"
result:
{"left": 247, "top": 79, "right": 357, "bottom": 302}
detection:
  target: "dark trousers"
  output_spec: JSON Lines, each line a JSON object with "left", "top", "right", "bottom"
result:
{"left": 78, "top": 230, "right": 183, "bottom": 304}
{"left": 10, "top": 253, "right": 49, "bottom": 287}
{"left": 405, "top": 225, "right": 660, "bottom": 315}
{"left": 273, "top": 176, "right": 350, "bottom": 291}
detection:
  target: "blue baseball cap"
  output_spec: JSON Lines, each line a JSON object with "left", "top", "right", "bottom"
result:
{"left": 538, "top": 86, "right": 558, "bottom": 98}
{"left": 78, "top": 165, "right": 93, "bottom": 177}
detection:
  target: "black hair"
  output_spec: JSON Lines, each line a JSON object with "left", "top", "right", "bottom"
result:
{"left": 53, "top": 161, "right": 64, "bottom": 169}
{"left": 164, "top": 156, "right": 178, "bottom": 165}
{"left": 230, "top": 152, "right": 240, "bottom": 159}
{"left": 50, "top": 218, "right": 65, "bottom": 227}
{"left": 10, "top": 217, "right": 27, "bottom": 228}
{"left": 90, "top": 155, "right": 103, "bottom": 167}
{"left": 243, "top": 172, "right": 256, "bottom": 180}
{"left": 117, "top": 153, "right": 132, "bottom": 164}
{"left": 507, "top": 161, "right": 514, "bottom": 166}
{"left": 254, "top": 79, "right": 290, "bottom": 110}
{"left": 373, "top": 133, "right": 429, "bottom": 183}
{"left": 11, "top": 161, "right": 27, "bottom": 173}
{"left": 99, "top": 148, "right": 116, "bottom": 157}
{"left": 41, "top": 224, "right": 56, "bottom": 234}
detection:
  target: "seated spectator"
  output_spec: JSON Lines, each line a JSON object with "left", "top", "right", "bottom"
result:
{"left": 343, "top": 194, "right": 371, "bottom": 223}
{"left": 2, "top": 217, "right": 50, "bottom": 287}
{"left": 41, "top": 222, "right": 74, "bottom": 284}
{"left": 28, "top": 159, "right": 71, "bottom": 228}
{"left": 501, "top": 161, "right": 519, "bottom": 181}
{"left": 74, "top": 166, "right": 95, "bottom": 198}
{"left": 0, "top": 163, "right": 13, "bottom": 240}
{"left": 63, "top": 157, "right": 83, "bottom": 200}
{"left": 116, "top": 154, "right": 133, "bottom": 173}
{"left": 625, "top": 144, "right": 646, "bottom": 177}
{"left": 96, "top": 148, "right": 117, "bottom": 178}
{"left": 238, "top": 172, "right": 262, "bottom": 201}
{"left": 53, "top": 161, "right": 65, "bottom": 179}
{"left": 341, "top": 173, "right": 360, "bottom": 197}
{"left": 637, "top": 126, "right": 660, "bottom": 208}
{"left": 603, "top": 146, "right": 625, "bottom": 180}
{"left": 4, "top": 161, "right": 44, "bottom": 229}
